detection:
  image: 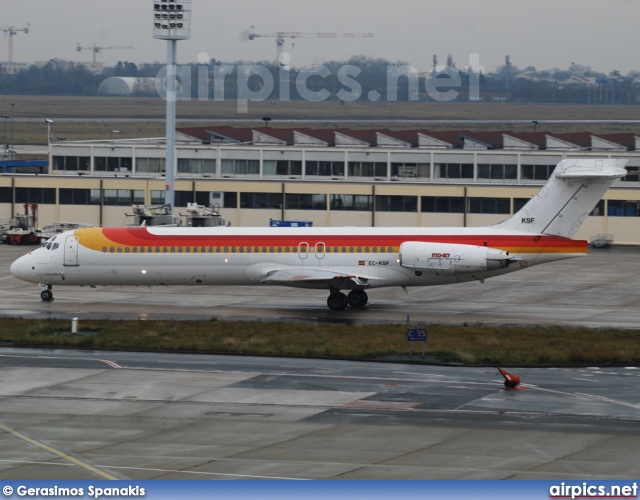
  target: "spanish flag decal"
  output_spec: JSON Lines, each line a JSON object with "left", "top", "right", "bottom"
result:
{"left": 358, "top": 260, "right": 366, "bottom": 266}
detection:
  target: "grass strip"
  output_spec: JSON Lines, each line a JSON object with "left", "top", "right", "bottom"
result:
{"left": 1, "top": 318, "right": 639, "bottom": 367}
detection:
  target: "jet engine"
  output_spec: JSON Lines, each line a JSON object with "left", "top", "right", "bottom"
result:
{"left": 399, "top": 241, "right": 512, "bottom": 276}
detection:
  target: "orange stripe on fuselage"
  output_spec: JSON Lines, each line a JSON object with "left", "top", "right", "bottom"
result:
{"left": 75, "top": 227, "right": 588, "bottom": 255}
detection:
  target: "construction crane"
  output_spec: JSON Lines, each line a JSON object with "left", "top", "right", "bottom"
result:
{"left": 246, "top": 31, "right": 374, "bottom": 66}
{"left": 76, "top": 43, "right": 134, "bottom": 64}
{"left": 0, "top": 25, "right": 30, "bottom": 63}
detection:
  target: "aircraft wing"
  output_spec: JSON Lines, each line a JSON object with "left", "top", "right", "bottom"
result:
{"left": 262, "top": 268, "right": 372, "bottom": 288}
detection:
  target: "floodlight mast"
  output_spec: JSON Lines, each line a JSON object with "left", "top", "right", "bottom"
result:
{"left": 153, "top": 0, "right": 192, "bottom": 215}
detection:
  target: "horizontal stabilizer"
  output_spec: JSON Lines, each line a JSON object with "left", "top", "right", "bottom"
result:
{"left": 555, "top": 159, "right": 628, "bottom": 180}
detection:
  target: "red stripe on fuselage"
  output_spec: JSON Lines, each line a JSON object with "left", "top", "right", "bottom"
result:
{"left": 98, "top": 227, "right": 586, "bottom": 252}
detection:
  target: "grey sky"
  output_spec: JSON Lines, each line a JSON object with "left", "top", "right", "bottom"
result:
{"left": 2, "top": 0, "right": 639, "bottom": 74}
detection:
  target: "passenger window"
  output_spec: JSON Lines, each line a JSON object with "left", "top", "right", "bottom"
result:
{"left": 110, "top": 247, "right": 115, "bottom": 253}
{"left": 125, "top": 247, "right": 130, "bottom": 253}
{"left": 163, "top": 247, "right": 168, "bottom": 253}
{"left": 133, "top": 247, "right": 138, "bottom": 254}
{"left": 277, "top": 247, "right": 282, "bottom": 253}
{"left": 140, "top": 247, "right": 145, "bottom": 253}
{"left": 178, "top": 247, "right": 183, "bottom": 253}
{"left": 349, "top": 247, "right": 354, "bottom": 253}
{"left": 357, "top": 247, "right": 362, "bottom": 253}
{"left": 118, "top": 247, "right": 122, "bottom": 253}
{"left": 263, "top": 247, "right": 267, "bottom": 253}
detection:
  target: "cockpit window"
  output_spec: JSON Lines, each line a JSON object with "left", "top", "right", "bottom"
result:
{"left": 52, "top": 243, "right": 59, "bottom": 250}
{"left": 46, "top": 243, "right": 52, "bottom": 250}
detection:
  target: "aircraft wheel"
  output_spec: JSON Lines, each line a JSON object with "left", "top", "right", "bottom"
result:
{"left": 40, "top": 290, "right": 53, "bottom": 301}
{"left": 348, "top": 290, "right": 368, "bottom": 308}
{"left": 327, "top": 292, "right": 348, "bottom": 311}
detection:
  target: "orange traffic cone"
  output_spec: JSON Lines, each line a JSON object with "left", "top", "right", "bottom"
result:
{"left": 497, "top": 367, "right": 521, "bottom": 389}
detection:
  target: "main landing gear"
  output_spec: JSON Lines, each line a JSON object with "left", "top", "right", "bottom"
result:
{"left": 327, "top": 290, "right": 368, "bottom": 311}
{"left": 40, "top": 285, "right": 54, "bottom": 301}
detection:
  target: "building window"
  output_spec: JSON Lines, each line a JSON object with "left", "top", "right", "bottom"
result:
{"left": 59, "top": 188, "right": 100, "bottom": 205}
{"left": 330, "top": 194, "right": 372, "bottom": 211}
{"left": 590, "top": 200, "right": 605, "bottom": 217}
{"left": 103, "top": 189, "right": 144, "bottom": 206}
{"left": 95, "top": 157, "right": 132, "bottom": 173}
{"left": 391, "top": 163, "right": 430, "bottom": 179}
{"left": 422, "top": 196, "right": 465, "bottom": 213}
{"left": 375, "top": 195, "right": 418, "bottom": 212}
{"left": 305, "top": 161, "right": 344, "bottom": 177}
{"left": 240, "top": 192, "right": 283, "bottom": 209}
{"left": 468, "top": 197, "right": 510, "bottom": 214}
{"left": 52, "top": 156, "right": 90, "bottom": 172}
{"left": 151, "top": 190, "right": 165, "bottom": 204}
{"left": 285, "top": 193, "right": 326, "bottom": 210}
{"left": 0, "top": 187, "right": 12, "bottom": 203}
{"left": 477, "top": 164, "right": 517, "bottom": 180}
{"left": 175, "top": 191, "right": 194, "bottom": 208}
{"left": 434, "top": 163, "right": 473, "bottom": 179}
{"left": 177, "top": 158, "right": 216, "bottom": 174}
{"left": 221, "top": 159, "right": 259, "bottom": 175}
{"left": 513, "top": 198, "right": 531, "bottom": 212}
{"left": 621, "top": 166, "right": 639, "bottom": 182}
{"left": 264, "top": 160, "right": 302, "bottom": 176}
{"left": 136, "top": 158, "right": 165, "bottom": 174}
{"left": 348, "top": 162, "right": 387, "bottom": 178}
{"left": 15, "top": 187, "right": 56, "bottom": 204}
{"left": 521, "top": 164, "right": 556, "bottom": 180}
{"left": 608, "top": 200, "right": 640, "bottom": 217}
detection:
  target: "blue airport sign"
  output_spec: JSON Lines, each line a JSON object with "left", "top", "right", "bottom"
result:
{"left": 406, "top": 328, "right": 427, "bottom": 342}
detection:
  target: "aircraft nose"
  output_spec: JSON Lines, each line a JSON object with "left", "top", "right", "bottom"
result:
{"left": 10, "top": 254, "right": 34, "bottom": 281}
{"left": 10, "top": 258, "right": 22, "bottom": 279}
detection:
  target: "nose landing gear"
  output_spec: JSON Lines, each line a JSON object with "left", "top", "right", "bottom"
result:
{"left": 40, "top": 285, "right": 54, "bottom": 301}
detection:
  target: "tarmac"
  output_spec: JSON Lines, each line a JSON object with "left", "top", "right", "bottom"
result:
{"left": 1, "top": 243, "right": 640, "bottom": 480}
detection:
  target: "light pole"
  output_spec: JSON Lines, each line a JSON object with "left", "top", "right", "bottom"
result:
{"left": 3, "top": 115, "right": 8, "bottom": 157}
{"left": 45, "top": 119, "right": 53, "bottom": 169}
{"left": 153, "top": 0, "right": 192, "bottom": 214}
{"left": 45, "top": 119, "right": 53, "bottom": 145}
{"left": 10, "top": 102, "right": 14, "bottom": 161}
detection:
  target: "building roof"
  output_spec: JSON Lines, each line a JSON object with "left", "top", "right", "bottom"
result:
{"left": 175, "top": 126, "right": 640, "bottom": 152}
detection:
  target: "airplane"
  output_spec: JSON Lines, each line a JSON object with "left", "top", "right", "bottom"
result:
{"left": 10, "top": 158, "right": 627, "bottom": 311}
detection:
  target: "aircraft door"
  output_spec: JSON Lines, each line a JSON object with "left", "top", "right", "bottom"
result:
{"left": 298, "top": 242, "right": 309, "bottom": 260}
{"left": 63, "top": 235, "right": 79, "bottom": 267}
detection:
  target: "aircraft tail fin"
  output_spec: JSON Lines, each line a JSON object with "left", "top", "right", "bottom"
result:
{"left": 495, "top": 159, "right": 627, "bottom": 238}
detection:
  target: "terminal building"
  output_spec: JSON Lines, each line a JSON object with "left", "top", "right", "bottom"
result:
{"left": 1, "top": 126, "right": 639, "bottom": 244}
